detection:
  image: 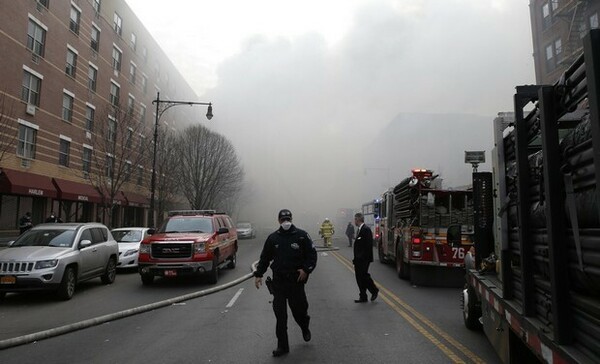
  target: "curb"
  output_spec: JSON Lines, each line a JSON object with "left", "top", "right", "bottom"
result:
{"left": 0, "top": 266, "right": 258, "bottom": 350}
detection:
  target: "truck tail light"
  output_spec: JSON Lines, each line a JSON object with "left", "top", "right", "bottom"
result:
{"left": 412, "top": 237, "right": 421, "bottom": 244}
{"left": 375, "top": 225, "right": 380, "bottom": 239}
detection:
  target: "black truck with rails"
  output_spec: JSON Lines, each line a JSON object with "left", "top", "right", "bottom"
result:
{"left": 456, "top": 30, "right": 600, "bottom": 363}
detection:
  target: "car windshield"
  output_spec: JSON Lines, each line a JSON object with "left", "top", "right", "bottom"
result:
{"left": 237, "top": 223, "right": 251, "bottom": 229}
{"left": 11, "top": 229, "right": 75, "bottom": 248}
{"left": 159, "top": 217, "right": 213, "bottom": 233}
{"left": 112, "top": 230, "right": 142, "bottom": 243}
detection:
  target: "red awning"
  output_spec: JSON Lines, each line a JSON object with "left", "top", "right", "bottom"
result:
{"left": 0, "top": 168, "right": 57, "bottom": 198}
{"left": 52, "top": 178, "right": 102, "bottom": 203}
{"left": 123, "top": 191, "right": 149, "bottom": 208}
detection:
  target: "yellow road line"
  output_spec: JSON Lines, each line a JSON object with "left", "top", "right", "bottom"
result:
{"left": 331, "top": 251, "right": 485, "bottom": 364}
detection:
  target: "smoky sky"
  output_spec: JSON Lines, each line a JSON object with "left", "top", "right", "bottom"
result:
{"left": 199, "top": 0, "right": 534, "bottom": 229}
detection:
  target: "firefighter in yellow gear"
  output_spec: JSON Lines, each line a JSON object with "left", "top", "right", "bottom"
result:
{"left": 319, "top": 218, "right": 335, "bottom": 247}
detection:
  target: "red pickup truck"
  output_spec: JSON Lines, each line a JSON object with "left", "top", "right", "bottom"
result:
{"left": 138, "top": 210, "right": 238, "bottom": 285}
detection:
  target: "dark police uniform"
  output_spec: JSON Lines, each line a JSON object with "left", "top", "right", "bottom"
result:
{"left": 254, "top": 222, "right": 317, "bottom": 355}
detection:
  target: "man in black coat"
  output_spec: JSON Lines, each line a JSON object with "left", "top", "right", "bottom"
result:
{"left": 254, "top": 209, "right": 318, "bottom": 357}
{"left": 352, "top": 212, "right": 379, "bottom": 303}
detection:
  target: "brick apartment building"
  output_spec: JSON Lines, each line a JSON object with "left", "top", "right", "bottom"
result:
{"left": 529, "top": 0, "right": 600, "bottom": 84}
{"left": 0, "top": 0, "right": 201, "bottom": 234}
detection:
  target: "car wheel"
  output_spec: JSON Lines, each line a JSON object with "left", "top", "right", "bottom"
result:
{"left": 141, "top": 274, "right": 154, "bottom": 285}
{"left": 207, "top": 255, "right": 219, "bottom": 284}
{"left": 57, "top": 266, "right": 76, "bottom": 300}
{"left": 101, "top": 257, "right": 117, "bottom": 284}
{"left": 228, "top": 252, "right": 237, "bottom": 269}
{"left": 0, "top": 292, "right": 6, "bottom": 300}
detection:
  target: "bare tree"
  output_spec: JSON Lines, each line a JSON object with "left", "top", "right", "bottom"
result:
{"left": 155, "top": 127, "right": 181, "bottom": 222}
{"left": 0, "top": 92, "right": 17, "bottom": 165}
{"left": 175, "top": 125, "right": 244, "bottom": 212}
{"left": 85, "top": 105, "right": 151, "bottom": 227}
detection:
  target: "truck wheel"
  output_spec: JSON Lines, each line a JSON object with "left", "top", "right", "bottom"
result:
{"left": 57, "top": 266, "right": 76, "bottom": 300}
{"left": 228, "top": 252, "right": 237, "bottom": 269}
{"left": 396, "top": 245, "right": 409, "bottom": 280}
{"left": 101, "top": 257, "right": 117, "bottom": 284}
{"left": 463, "top": 286, "right": 482, "bottom": 330}
{"left": 207, "top": 255, "right": 219, "bottom": 284}
{"left": 378, "top": 241, "right": 386, "bottom": 264}
{"left": 141, "top": 274, "right": 154, "bottom": 285}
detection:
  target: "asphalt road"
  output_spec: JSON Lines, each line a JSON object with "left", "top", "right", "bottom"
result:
{"left": 0, "top": 233, "right": 500, "bottom": 363}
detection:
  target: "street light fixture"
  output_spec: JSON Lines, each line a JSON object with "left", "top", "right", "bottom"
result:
{"left": 149, "top": 91, "right": 213, "bottom": 227}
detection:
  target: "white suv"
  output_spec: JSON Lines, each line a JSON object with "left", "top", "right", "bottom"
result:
{"left": 0, "top": 223, "right": 118, "bottom": 300}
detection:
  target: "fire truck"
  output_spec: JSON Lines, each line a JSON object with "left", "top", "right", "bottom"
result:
{"left": 456, "top": 30, "right": 600, "bottom": 363}
{"left": 377, "top": 168, "right": 474, "bottom": 286}
{"left": 361, "top": 199, "right": 381, "bottom": 240}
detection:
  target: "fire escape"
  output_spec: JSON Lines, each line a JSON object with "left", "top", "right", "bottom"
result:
{"left": 554, "top": 0, "right": 589, "bottom": 66}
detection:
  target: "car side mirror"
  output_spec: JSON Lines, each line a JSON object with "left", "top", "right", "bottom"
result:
{"left": 79, "top": 239, "right": 93, "bottom": 249}
{"left": 447, "top": 224, "right": 462, "bottom": 247}
{"left": 147, "top": 228, "right": 155, "bottom": 235}
{"left": 217, "top": 227, "right": 229, "bottom": 234}
{"left": 6, "top": 240, "right": 15, "bottom": 247}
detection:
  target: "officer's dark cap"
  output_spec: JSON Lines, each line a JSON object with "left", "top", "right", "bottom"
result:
{"left": 278, "top": 209, "right": 292, "bottom": 221}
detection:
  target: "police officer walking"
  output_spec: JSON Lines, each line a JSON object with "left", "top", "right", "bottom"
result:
{"left": 254, "top": 209, "right": 318, "bottom": 357}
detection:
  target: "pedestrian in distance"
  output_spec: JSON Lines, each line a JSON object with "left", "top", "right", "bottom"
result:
{"left": 345, "top": 221, "right": 355, "bottom": 247}
{"left": 19, "top": 212, "right": 33, "bottom": 234}
{"left": 254, "top": 209, "right": 318, "bottom": 357}
{"left": 45, "top": 211, "right": 63, "bottom": 223}
{"left": 352, "top": 212, "right": 379, "bottom": 303}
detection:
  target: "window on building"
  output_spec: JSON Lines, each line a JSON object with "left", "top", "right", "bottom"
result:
{"left": 113, "top": 12, "right": 122, "bottom": 36}
{"left": 62, "top": 92, "right": 74, "bottom": 122}
{"left": 17, "top": 123, "right": 37, "bottom": 159}
{"left": 105, "top": 155, "right": 114, "bottom": 178}
{"left": 542, "top": 2, "right": 552, "bottom": 29}
{"left": 130, "top": 32, "right": 137, "bottom": 51}
{"left": 551, "top": 0, "right": 558, "bottom": 11}
{"left": 545, "top": 43, "right": 556, "bottom": 71}
{"left": 27, "top": 18, "right": 46, "bottom": 57}
{"left": 85, "top": 105, "right": 95, "bottom": 132}
{"left": 591, "top": 12, "right": 599, "bottom": 29}
{"left": 139, "top": 104, "right": 146, "bottom": 124}
{"left": 129, "top": 62, "right": 137, "bottom": 84}
{"left": 92, "top": 0, "right": 101, "bottom": 13}
{"left": 69, "top": 5, "right": 81, "bottom": 34}
{"left": 125, "top": 161, "right": 132, "bottom": 181}
{"left": 91, "top": 25, "right": 100, "bottom": 51}
{"left": 82, "top": 147, "right": 92, "bottom": 174}
{"left": 137, "top": 165, "right": 143, "bottom": 185}
{"left": 109, "top": 81, "right": 120, "bottom": 106}
{"left": 21, "top": 70, "right": 42, "bottom": 106}
{"left": 38, "top": 0, "right": 49, "bottom": 8}
{"left": 127, "top": 95, "right": 135, "bottom": 116}
{"left": 142, "top": 46, "right": 148, "bottom": 63}
{"left": 59, "top": 138, "right": 70, "bottom": 167}
{"left": 554, "top": 38, "right": 562, "bottom": 56}
{"left": 141, "top": 75, "right": 148, "bottom": 94}
{"left": 65, "top": 47, "right": 77, "bottom": 77}
{"left": 88, "top": 64, "right": 97, "bottom": 91}
{"left": 125, "top": 128, "right": 133, "bottom": 148}
{"left": 112, "top": 46, "right": 122, "bottom": 72}
{"left": 107, "top": 117, "right": 116, "bottom": 142}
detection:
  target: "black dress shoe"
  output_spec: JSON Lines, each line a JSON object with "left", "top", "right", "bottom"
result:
{"left": 302, "top": 327, "right": 311, "bottom": 342}
{"left": 371, "top": 289, "right": 379, "bottom": 301}
{"left": 354, "top": 298, "right": 368, "bottom": 303}
{"left": 272, "top": 348, "right": 289, "bottom": 357}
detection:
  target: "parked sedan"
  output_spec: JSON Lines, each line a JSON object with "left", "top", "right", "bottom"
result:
{"left": 236, "top": 222, "right": 256, "bottom": 239}
{"left": 0, "top": 223, "right": 118, "bottom": 300}
{"left": 111, "top": 227, "right": 151, "bottom": 269}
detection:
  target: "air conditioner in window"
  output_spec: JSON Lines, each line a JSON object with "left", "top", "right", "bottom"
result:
{"left": 21, "top": 159, "right": 31, "bottom": 168}
{"left": 85, "top": 131, "right": 92, "bottom": 139}
{"left": 31, "top": 53, "right": 39, "bottom": 64}
{"left": 26, "top": 104, "right": 36, "bottom": 116}
{"left": 113, "top": 69, "right": 119, "bottom": 77}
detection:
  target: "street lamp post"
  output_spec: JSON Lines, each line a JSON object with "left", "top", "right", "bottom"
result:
{"left": 149, "top": 91, "right": 213, "bottom": 227}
